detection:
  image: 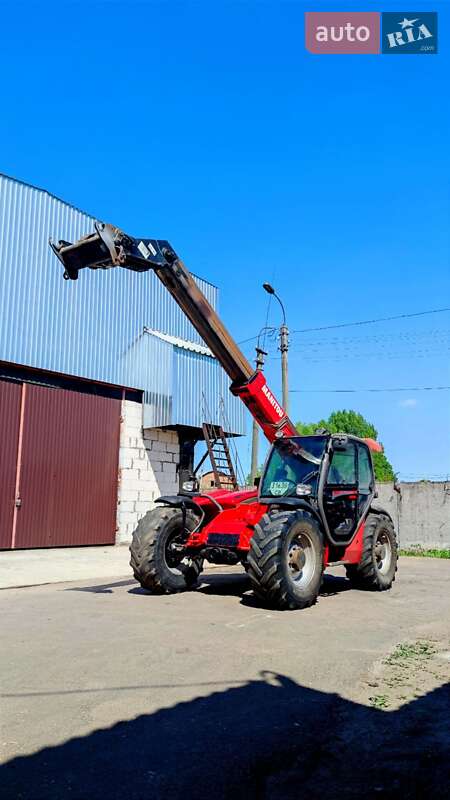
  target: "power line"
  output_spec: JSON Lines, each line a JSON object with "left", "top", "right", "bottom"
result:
{"left": 238, "top": 327, "right": 276, "bottom": 345}
{"left": 261, "top": 300, "right": 273, "bottom": 352}
{"left": 291, "top": 307, "right": 450, "bottom": 334}
{"left": 286, "top": 327, "right": 450, "bottom": 351}
{"left": 238, "top": 307, "right": 450, "bottom": 344}
{"left": 277, "top": 347, "right": 450, "bottom": 364}
{"left": 290, "top": 386, "right": 450, "bottom": 393}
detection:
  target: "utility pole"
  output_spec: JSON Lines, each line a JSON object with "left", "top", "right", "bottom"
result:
{"left": 263, "top": 282, "right": 290, "bottom": 414}
{"left": 250, "top": 345, "right": 266, "bottom": 485}
{"left": 279, "top": 322, "right": 289, "bottom": 415}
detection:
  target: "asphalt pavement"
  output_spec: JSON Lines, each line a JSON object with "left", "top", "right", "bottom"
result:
{"left": 1, "top": 557, "right": 449, "bottom": 799}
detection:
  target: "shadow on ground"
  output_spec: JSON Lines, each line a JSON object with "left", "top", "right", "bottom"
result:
{"left": 126, "top": 571, "right": 353, "bottom": 601}
{"left": 197, "top": 570, "right": 353, "bottom": 604}
{"left": 67, "top": 579, "right": 136, "bottom": 594}
{"left": 2, "top": 671, "right": 449, "bottom": 800}
{"left": 66, "top": 571, "right": 352, "bottom": 600}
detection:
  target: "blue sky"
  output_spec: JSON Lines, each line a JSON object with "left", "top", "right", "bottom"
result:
{"left": 1, "top": 0, "right": 449, "bottom": 479}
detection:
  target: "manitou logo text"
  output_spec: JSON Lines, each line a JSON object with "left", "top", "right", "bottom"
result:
{"left": 382, "top": 13, "right": 437, "bottom": 54}
{"left": 261, "top": 385, "right": 284, "bottom": 419}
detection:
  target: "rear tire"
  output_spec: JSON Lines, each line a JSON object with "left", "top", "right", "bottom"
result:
{"left": 346, "top": 512, "right": 398, "bottom": 591}
{"left": 130, "top": 506, "right": 203, "bottom": 594}
{"left": 248, "top": 510, "right": 324, "bottom": 610}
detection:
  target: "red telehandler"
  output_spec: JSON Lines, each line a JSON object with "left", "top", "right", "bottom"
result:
{"left": 50, "top": 223, "right": 398, "bottom": 609}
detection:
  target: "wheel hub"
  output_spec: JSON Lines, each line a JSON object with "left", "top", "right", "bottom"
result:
{"left": 374, "top": 531, "right": 392, "bottom": 575}
{"left": 286, "top": 531, "right": 316, "bottom": 588}
{"left": 289, "top": 547, "right": 306, "bottom": 572}
{"left": 165, "top": 534, "right": 188, "bottom": 570}
{"left": 375, "top": 543, "right": 387, "bottom": 560}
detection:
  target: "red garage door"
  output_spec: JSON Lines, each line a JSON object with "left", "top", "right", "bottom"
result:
{"left": 0, "top": 379, "right": 121, "bottom": 549}
{"left": 0, "top": 381, "right": 22, "bottom": 548}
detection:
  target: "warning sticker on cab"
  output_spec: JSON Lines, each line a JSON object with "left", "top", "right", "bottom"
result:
{"left": 269, "top": 481, "right": 290, "bottom": 496}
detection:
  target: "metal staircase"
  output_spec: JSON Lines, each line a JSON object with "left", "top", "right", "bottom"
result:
{"left": 197, "top": 393, "right": 239, "bottom": 490}
{"left": 201, "top": 421, "right": 238, "bottom": 490}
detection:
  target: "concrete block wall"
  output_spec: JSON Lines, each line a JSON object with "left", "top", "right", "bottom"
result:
{"left": 374, "top": 481, "right": 450, "bottom": 549}
{"left": 116, "top": 399, "right": 179, "bottom": 544}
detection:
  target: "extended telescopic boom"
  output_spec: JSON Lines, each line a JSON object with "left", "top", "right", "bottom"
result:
{"left": 50, "top": 223, "right": 298, "bottom": 443}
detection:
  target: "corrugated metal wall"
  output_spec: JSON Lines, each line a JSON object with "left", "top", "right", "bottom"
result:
{"left": 171, "top": 346, "right": 243, "bottom": 434}
{"left": 122, "top": 331, "right": 173, "bottom": 428}
{"left": 0, "top": 381, "right": 21, "bottom": 548}
{"left": 0, "top": 174, "right": 245, "bottom": 434}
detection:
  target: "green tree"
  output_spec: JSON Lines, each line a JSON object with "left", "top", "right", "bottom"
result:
{"left": 296, "top": 409, "right": 396, "bottom": 482}
{"left": 371, "top": 451, "right": 396, "bottom": 482}
{"left": 296, "top": 419, "right": 328, "bottom": 436}
{"left": 326, "top": 410, "right": 377, "bottom": 439}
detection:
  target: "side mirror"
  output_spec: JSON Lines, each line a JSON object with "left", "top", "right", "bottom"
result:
{"left": 254, "top": 476, "right": 261, "bottom": 488}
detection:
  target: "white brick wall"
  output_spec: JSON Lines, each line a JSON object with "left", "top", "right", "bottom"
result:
{"left": 116, "top": 399, "right": 180, "bottom": 544}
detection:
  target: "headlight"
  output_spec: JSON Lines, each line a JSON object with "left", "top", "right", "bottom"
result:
{"left": 296, "top": 483, "right": 312, "bottom": 496}
{"left": 182, "top": 480, "right": 197, "bottom": 493}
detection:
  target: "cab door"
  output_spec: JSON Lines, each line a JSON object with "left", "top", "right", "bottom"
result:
{"left": 356, "top": 442, "right": 375, "bottom": 519}
{"left": 323, "top": 441, "right": 358, "bottom": 543}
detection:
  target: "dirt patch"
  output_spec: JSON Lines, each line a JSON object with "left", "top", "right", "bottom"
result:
{"left": 269, "top": 639, "right": 450, "bottom": 799}
{"left": 365, "top": 638, "right": 449, "bottom": 710}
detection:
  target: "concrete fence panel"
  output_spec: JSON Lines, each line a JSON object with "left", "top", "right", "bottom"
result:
{"left": 374, "top": 482, "right": 450, "bottom": 550}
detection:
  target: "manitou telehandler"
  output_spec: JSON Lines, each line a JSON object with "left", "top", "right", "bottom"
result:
{"left": 50, "top": 223, "right": 398, "bottom": 610}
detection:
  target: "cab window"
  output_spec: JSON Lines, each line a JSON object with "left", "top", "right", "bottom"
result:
{"left": 357, "top": 444, "right": 372, "bottom": 492}
{"left": 327, "top": 444, "right": 356, "bottom": 485}
{"left": 260, "top": 436, "right": 326, "bottom": 497}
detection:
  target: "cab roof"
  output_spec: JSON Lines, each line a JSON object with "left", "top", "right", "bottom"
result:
{"left": 293, "top": 433, "right": 383, "bottom": 454}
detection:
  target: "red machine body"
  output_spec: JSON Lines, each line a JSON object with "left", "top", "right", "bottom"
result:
{"left": 231, "top": 370, "right": 298, "bottom": 442}
{"left": 185, "top": 492, "right": 365, "bottom": 567}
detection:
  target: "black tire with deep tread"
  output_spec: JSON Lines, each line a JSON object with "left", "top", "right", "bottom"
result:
{"left": 346, "top": 512, "right": 398, "bottom": 591}
{"left": 247, "top": 510, "right": 324, "bottom": 610}
{"left": 130, "top": 506, "right": 203, "bottom": 594}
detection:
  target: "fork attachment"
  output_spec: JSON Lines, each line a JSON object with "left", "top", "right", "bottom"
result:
{"left": 49, "top": 222, "right": 172, "bottom": 281}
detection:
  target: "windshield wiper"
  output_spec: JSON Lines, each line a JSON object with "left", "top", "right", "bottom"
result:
{"left": 277, "top": 440, "right": 322, "bottom": 466}
{"left": 296, "top": 447, "right": 321, "bottom": 465}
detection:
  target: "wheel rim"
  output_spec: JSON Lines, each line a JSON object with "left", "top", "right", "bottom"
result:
{"left": 374, "top": 530, "right": 393, "bottom": 575}
{"left": 164, "top": 530, "right": 193, "bottom": 576}
{"left": 286, "top": 530, "right": 316, "bottom": 588}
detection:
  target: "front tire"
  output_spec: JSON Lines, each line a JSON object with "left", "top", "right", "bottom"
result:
{"left": 346, "top": 512, "right": 398, "bottom": 591}
{"left": 130, "top": 506, "right": 203, "bottom": 594}
{"left": 248, "top": 510, "right": 324, "bottom": 610}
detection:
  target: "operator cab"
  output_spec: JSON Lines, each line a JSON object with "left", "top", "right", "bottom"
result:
{"left": 259, "top": 435, "right": 376, "bottom": 546}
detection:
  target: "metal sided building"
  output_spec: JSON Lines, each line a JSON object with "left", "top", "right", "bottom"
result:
{"left": 0, "top": 173, "right": 245, "bottom": 549}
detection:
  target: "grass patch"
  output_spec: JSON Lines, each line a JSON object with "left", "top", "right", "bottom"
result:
{"left": 385, "top": 640, "right": 436, "bottom": 667}
{"left": 399, "top": 547, "right": 450, "bottom": 559}
{"left": 369, "top": 694, "right": 389, "bottom": 709}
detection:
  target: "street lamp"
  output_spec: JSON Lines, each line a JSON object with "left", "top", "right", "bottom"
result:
{"left": 263, "top": 283, "right": 290, "bottom": 414}
{"left": 262, "top": 283, "right": 286, "bottom": 325}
